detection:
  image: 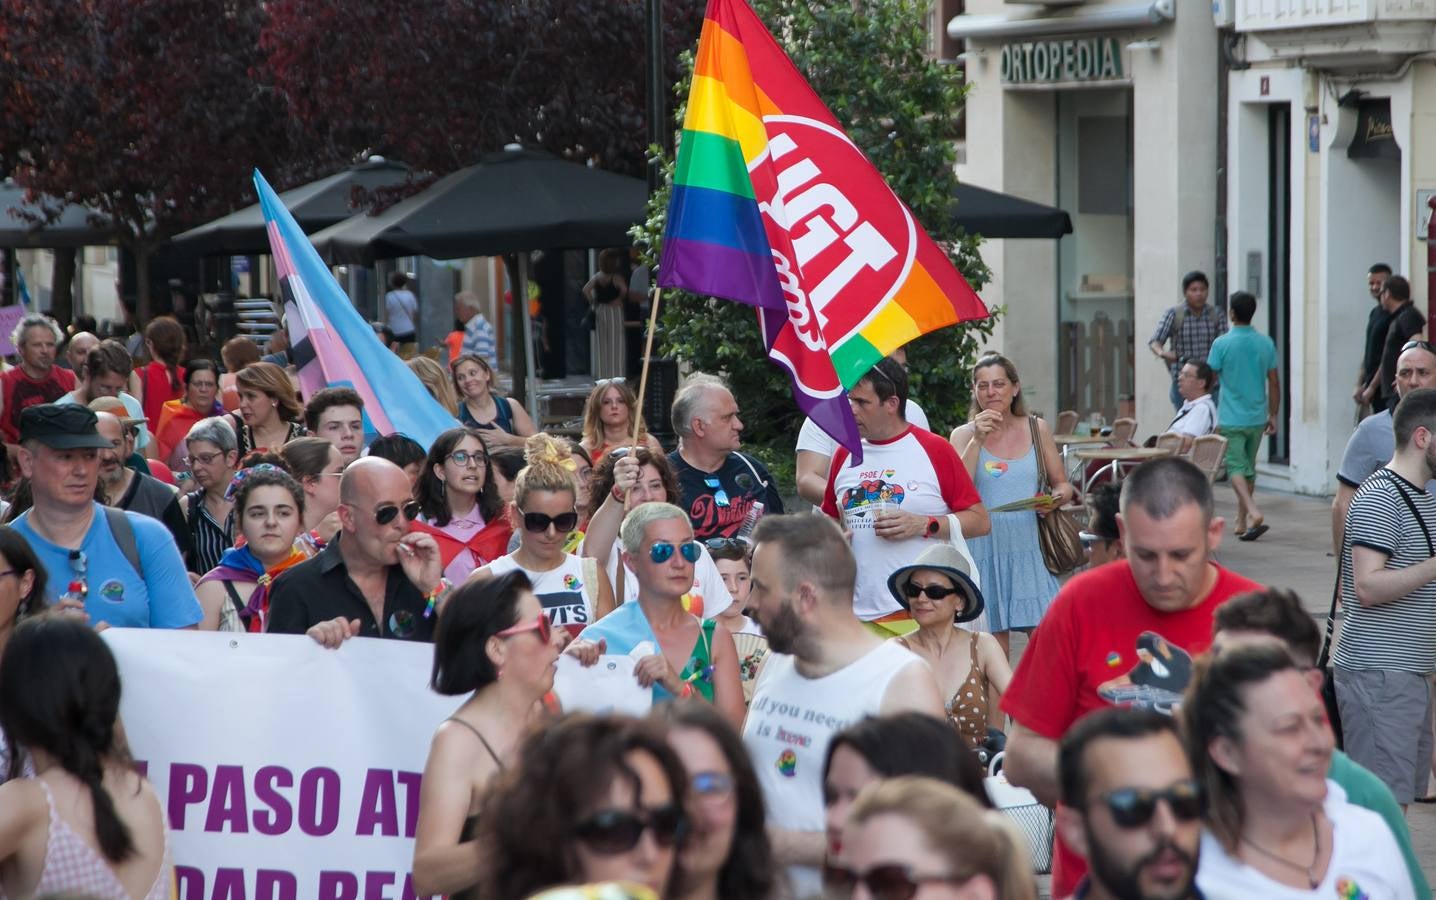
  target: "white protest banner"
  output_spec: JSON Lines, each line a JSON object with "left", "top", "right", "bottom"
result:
{"left": 552, "top": 654, "right": 651, "bottom": 717}
{"left": 104, "top": 630, "right": 458, "bottom": 900}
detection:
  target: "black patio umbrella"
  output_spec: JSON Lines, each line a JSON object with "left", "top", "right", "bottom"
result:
{"left": 951, "top": 183, "right": 1073, "bottom": 239}
{"left": 170, "top": 157, "right": 413, "bottom": 256}
{"left": 307, "top": 145, "right": 649, "bottom": 416}
{"left": 308, "top": 146, "right": 647, "bottom": 266}
{"left": 0, "top": 180, "right": 114, "bottom": 248}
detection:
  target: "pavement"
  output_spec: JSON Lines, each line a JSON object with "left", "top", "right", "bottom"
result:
{"left": 1018, "top": 485, "right": 1436, "bottom": 895}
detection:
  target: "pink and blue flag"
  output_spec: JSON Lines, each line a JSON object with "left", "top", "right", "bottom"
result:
{"left": 255, "top": 170, "right": 457, "bottom": 448}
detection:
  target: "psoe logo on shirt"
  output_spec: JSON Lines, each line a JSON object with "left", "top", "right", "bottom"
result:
{"left": 98, "top": 580, "right": 125, "bottom": 603}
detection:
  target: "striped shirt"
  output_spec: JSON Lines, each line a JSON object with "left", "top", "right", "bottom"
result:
{"left": 462, "top": 314, "right": 498, "bottom": 369}
{"left": 186, "top": 490, "right": 235, "bottom": 575}
{"left": 1148, "top": 303, "right": 1228, "bottom": 378}
{"left": 1334, "top": 468, "right": 1436, "bottom": 674}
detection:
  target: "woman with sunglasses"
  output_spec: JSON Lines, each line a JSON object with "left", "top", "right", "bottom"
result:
{"left": 581, "top": 379, "right": 663, "bottom": 464}
{"left": 450, "top": 354, "right": 535, "bottom": 450}
{"left": 195, "top": 465, "right": 310, "bottom": 632}
{"left": 887, "top": 545, "right": 1012, "bottom": 755}
{"left": 279, "top": 437, "right": 346, "bottom": 554}
{"left": 411, "top": 428, "right": 512, "bottom": 586}
{"left": 475, "top": 434, "right": 614, "bottom": 639}
{"left": 1186, "top": 642, "right": 1415, "bottom": 897}
{"left": 478, "top": 713, "right": 689, "bottom": 899}
{"left": 949, "top": 353, "right": 1072, "bottom": 654}
{"left": 413, "top": 572, "right": 563, "bottom": 898}
{"left": 835, "top": 776, "right": 1036, "bottom": 900}
{"left": 653, "top": 701, "right": 776, "bottom": 900}
{"left": 229, "top": 362, "right": 307, "bottom": 457}
{"left": 582, "top": 449, "right": 733, "bottom": 620}
{"left": 577, "top": 503, "right": 745, "bottom": 730}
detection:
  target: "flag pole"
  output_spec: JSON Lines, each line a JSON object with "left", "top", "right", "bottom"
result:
{"left": 629, "top": 287, "right": 664, "bottom": 451}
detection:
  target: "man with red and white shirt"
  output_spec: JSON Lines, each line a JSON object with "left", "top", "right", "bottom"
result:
{"left": 821, "top": 358, "right": 989, "bottom": 634}
{"left": 1001, "top": 456, "right": 1261, "bottom": 898}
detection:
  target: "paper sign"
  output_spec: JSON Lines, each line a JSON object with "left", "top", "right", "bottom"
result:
{"left": 552, "top": 654, "right": 652, "bottom": 717}
{"left": 0, "top": 305, "right": 27, "bottom": 355}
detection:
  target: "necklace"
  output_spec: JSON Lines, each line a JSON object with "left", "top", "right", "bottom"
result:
{"left": 1240, "top": 812, "right": 1322, "bottom": 889}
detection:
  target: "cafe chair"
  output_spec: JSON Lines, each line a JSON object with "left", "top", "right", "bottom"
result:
{"left": 1056, "top": 410, "right": 1079, "bottom": 435}
{"left": 1107, "top": 417, "right": 1137, "bottom": 447}
{"left": 1154, "top": 431, "right": 1184, "bottom": 455}
{"left": 1189, "top": 433, "right": 1229, "bottom": 483}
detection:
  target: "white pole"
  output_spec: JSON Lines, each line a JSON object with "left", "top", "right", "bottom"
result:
{"left": 519, "top": 252, "right": 539, "bottom": 417}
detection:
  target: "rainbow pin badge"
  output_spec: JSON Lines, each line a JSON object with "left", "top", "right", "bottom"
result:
{"left": 776, "top": 750, "right": 798, "bottom": 778}
{"left": 563, "top": 574, "right": 581, "bottom": 591}
{"left": 1105, "top": 652, "right": 1123, "bottom": 668}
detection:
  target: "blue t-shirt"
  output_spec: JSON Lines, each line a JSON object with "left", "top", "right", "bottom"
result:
{"left": 1207, "top": 324, "right": 1278, "bottom": 428}
{"left": 12, "top": 503, "right": 202, "bottom": 629}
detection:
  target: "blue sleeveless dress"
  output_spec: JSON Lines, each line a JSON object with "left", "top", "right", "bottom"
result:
{"left": 967, "top": 442, "right": 1061, "bottom": 631}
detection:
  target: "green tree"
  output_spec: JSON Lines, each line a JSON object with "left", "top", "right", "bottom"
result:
{"left": 635, "top": 0, "right": 995, "bottom": 481}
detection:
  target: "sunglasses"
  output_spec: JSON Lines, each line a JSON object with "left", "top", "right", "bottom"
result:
{"left": 518, "top": 509, "right": 579, "bottom": 534}
{"left": 1402, "top": 339, "right": 1436, "bottom": 354}
{"left": 822, "top": 864, "right": 965, "bottom": 900}
{"left": 1100, "top": 779, "right": 1204, "bottom": 828}
{"left": 1078, "top": 530, "right": 1116, "bottom": 550}
{"left": 691, "top": 771, "right": 735, "bottom": 802}
{"left": 572, "top": 805, "right": 686, "bottom": 854}
{"left": 649, "top": 540, "right": 701, "bottom": 564}
{"left": 901, "top": 581, "right": 959, "bottom": 601}
{"left": 702, "top": 476, "right": 730, "bottom": 507}
{"left": 361, "top": 500, "right": 421, "bottom": 526}
{"left": 496, "top": 615, "right": 552, "bottom": 644}
{"left": 447, "top": 449, "right": 487, "bottom": 468}
{"left": 704, "top": 536, "right": 749, "bottom": 555}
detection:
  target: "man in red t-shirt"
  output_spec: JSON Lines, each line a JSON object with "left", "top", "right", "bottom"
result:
{"left": 0, "top": 315, "right": 76, "bottom": 451}
{"left": 1001, "top": 457, "right": 1261, "bottom": 898}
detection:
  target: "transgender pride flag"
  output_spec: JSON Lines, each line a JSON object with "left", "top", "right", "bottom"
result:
{"left": 255, "top": 170, "right": 457, "bottom": 449}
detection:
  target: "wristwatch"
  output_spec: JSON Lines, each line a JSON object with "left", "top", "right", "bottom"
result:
{"left": 924, "top": 516, "right": 941, "bottom": 539}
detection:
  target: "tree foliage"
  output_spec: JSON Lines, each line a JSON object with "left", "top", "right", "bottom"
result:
{"left": 261, "top": 0, "right": 706, "bottom": 179}
{"left": 635, "top": 0, "right": 996, "bottom": 477}
{"left": 0, "top": 0, "right": 287, "bottom": 319}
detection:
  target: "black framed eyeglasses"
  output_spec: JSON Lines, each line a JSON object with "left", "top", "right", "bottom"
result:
{"left": 518, "top": 509, "right": 579, "bottom": 534}
{"left": 822, "top": 863, "right": 967, "bottom": 900}
{"left": 1099, "top": 779, "right": 1204, "bottom": 828}
{"left": 572, "top": 804, "right": 686, "bottom": 854}
{"left": 703, "top": 476, "right": 730, "bottom": 507}
{"left": 184, "top": 451, "right": 225, "bottom": 468}
{"left": 446, "top": 449, "right": 487, "bottom": 468}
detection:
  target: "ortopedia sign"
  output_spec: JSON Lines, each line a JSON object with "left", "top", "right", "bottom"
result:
{"left": 1000, "top": 37, "right": 1124, "bottom": 86}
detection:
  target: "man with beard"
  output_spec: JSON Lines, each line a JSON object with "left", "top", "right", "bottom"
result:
{"left": 0, "top": 315, "right": 75, "bottom": 455}
{"left": 1002, "top": 458, "right": 1260, "bottom": 897}
{"left": 1057, "top": 708, "right": 1201, "bottom": 900}
{"left": 94, "top": 411, "right": 188, "bottom": 552}
{"left": 742, "top": 513, "right": 943, "bottom": 899}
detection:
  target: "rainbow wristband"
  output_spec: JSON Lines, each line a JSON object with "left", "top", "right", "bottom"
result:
{"left": 422, "top": 577, "right": 453, "bottom": 619}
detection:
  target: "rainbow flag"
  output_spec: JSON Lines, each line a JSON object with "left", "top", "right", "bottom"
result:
{"left": 659, "top": 0, "right": 988, "bottom": 460}
{"left": 255, "top": 170, "right": 458, "bottom": 448}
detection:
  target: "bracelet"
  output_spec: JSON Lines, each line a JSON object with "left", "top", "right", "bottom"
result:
{"left": 422, "top": 577, "right": 453, "bottom": 619}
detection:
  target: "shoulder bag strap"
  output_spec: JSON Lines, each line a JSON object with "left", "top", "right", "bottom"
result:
{"left": 1028, "top": 416, "right": 1051, "bottom": 494}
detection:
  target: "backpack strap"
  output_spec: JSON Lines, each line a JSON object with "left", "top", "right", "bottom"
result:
{"left": 102, "top": 506, "right": 144, "bottom": 581}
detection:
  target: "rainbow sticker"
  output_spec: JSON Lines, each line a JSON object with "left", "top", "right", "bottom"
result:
{"left": 984, "top": 460, "right": 1008, "bottom": 478}
{"left": 1106, "top": 652, "right": 1122, "bottom": 668}
{"left": 776, "top": 750, "right": 798, "bottom": 777}
{"left": 563, "top": 574, "right": 581, "bottom": 591}
{"left": 1336, "top": 878, "right": 1369, "bottom": 900}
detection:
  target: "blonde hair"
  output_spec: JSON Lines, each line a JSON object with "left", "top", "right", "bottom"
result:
{"left": 580, "top": 380, "right": 648, "bottom": 449}
{"left": 848, "top": 777, "right": 1037, "bottom": 900}
{"left": 619, "top": 502, "right": 690, "bottom": 555}
{"left": 408, "top": 355, "right": 460, "bottom": 416}
{"left": 513, "top": 433, "right": 577, "bottom": 509}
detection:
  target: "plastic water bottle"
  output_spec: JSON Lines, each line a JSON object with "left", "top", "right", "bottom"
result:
{"left": 737, "top": 501, "right": 765, "bottom": 539}
{"left": 61, "top": 580, "right": 86, "bottom": 609}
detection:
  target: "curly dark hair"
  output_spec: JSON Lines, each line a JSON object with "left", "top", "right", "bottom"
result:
{"left": 415, "top": 427, "right": 501, "bottom": 526}
{"left": 652, "top": 702, "right": 776, "bottom": 899}
{"left": 585, "top": 447, "right": 681, "bottom": 522}
{"left": 232, "top": 466, "right": 306, "bottom": 524}
{"left": 478, "top": 714, "right": 689, "bottom": 899}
